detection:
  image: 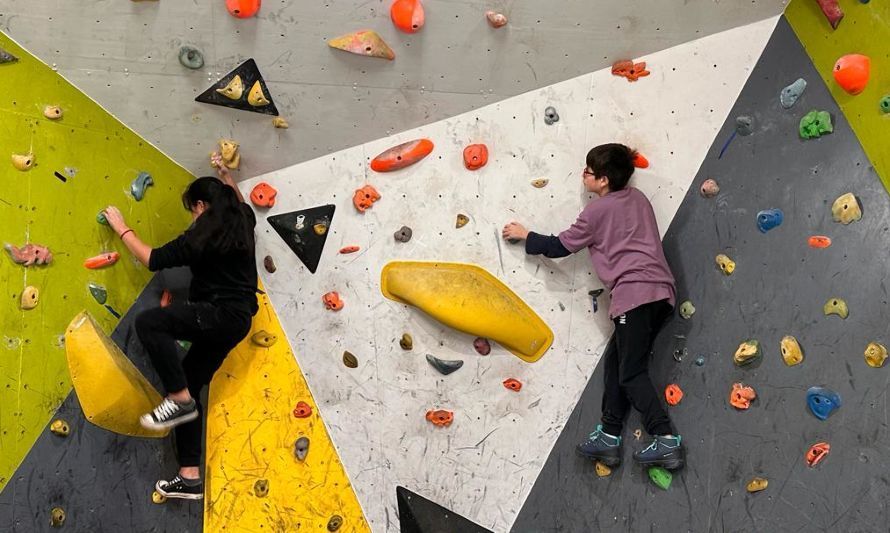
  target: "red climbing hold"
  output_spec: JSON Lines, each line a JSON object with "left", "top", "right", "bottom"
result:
{"left": 632, "top": 152, "right": 649, "bottom": 169}
{"left": 808, "top": 236, "right": 832, "bottom": 249}
{"left": 250, "top": 182, "right": 277, "bottom": 208}
{"left": 806, "top": 442, "right": 830, "bottom": 467}
{"left": 611, "top": 60, "right": 650, "bottom": 82}
{"left": 730, "top": 382, "right": 757, "bottom": 410}
{"left": 322, "top": 291, "right": 344, "bottom": 311}
{"left": 426, "top": 409, "right": 453, "bottom": 427}
{"left": 353, "top": 185, "right": 381, "bottom": 213}
{"left": 293, "top": 401, "right": 312, "bottom": 418}
{"left": 391, "top": 0, "right": 424, "bottom": 33}
{"left": 833, "top": 54, "right": 870, "bottom": 95}
{"left": 84, "top": 252, "right": 120, "bottom": 269}
{"left": 503, "top": 378, "right": 522, "bottom": 392}
{"left": 463, "top": 144, "right": 489, "bottom": 170}
{"left": 370, "top": 139, "right": 434, "bottom": 172}
{"left": 473, "top": 337, "right": 491, "bottom": 355}
{"left": 339, "top": 246, "right": 360, "bottom": 254}
{"left": 225, "top": 0, "right": 260, "bottom": 18}
{"left": 664, "top": 384, "right": 683, "bottom": 406}
{"left": 160, "top": 290, "right": 173, "bottom": 308}
{"left": 815, "top": 0, "right": 844, "bottom": 29}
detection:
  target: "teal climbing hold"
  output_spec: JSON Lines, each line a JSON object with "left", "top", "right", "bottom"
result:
{"left": 648, "top": 466, "right": 672, "bottom": 490}
{"left": 131, "top": 172, "right": 153, "bottom": 201}
{"left": 88, "top": 282, "right": 107, "bottom": 305}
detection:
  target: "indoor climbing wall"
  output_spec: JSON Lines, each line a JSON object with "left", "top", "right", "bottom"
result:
{"left": 513, "top": 16, "right": 890, "bottom": 532}
{"left": 238, "top": 18, "right": 778, "bottom": 532}
{"left": 0, "top": 33, "right": 192, "bottom": 499}
{"left": 2, "top": 0, "right": 787, "bottom": 178}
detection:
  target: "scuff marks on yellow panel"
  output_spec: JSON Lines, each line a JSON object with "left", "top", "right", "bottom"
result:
{"left": 204, "top": 285, "right": 369, "bottom": 532}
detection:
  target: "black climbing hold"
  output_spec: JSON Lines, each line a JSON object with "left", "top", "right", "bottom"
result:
{"left": 735, "top": 115, "right": 754, "bottom": 136}
{"left": 267, "top": 204, "right": 336, "bottom": 274}
{"left": 327, "top": 515, "right": 343, "bottom": 532}
{"left": 396, "top": 486, "right": 493, "bottom": 533}
{"left": 544, "top": 106, "right": 559, "bottom": 125}
{"left": 195, "top": 58, "right": 279, "bottom": 116}
{"left": 394, "top": 226, "right": 413, "bottom": 243}
{"left": 425, "top": 354, "right": 463, "bottom": 375}
{"left": 0, "top": 46, "right": 18, "bottom": 64}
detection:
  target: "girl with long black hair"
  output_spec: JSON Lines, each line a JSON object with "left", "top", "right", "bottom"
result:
{"left": 103, "top": 159, "right": 258, "bottom": 500}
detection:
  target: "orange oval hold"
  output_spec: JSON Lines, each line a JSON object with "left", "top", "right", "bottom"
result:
{"left": 226, "top": 0, "right": 260, "bottom": 18}
{"left": 730, "top": 382, "right": 757, "bottom": 410}
{"left": 353, "top": 184, "right": 381, "bottom": 212}
{"left": 463, "top": 144, "right": 489, "bottom": 171}
{"left": 391, "top": 0, "right": 424, "bottom": 33}
{"left": 632, "top": 152, "right": 649, "bottom": 169}
{"left": 370, "top": 139, "right": 434, "bottom": 172}
{"left": 339, "top": 245, "right": 360, "bottom": 254}
{"left": 425, "top": 409, "right": 453, "bottom": 427}
{"left": 250, "top": 182, "right": 277, "bottom": 208}
{"left": 84, "top": 252, "right": 120, "bottom": 269}
{"left": 160, "top": 290, "right": 173, "bottom": 308}
{"left": 833, "top": 54, "right": 870, "bottom": 95}
{"left": 503, "top": 378, "right": 522, "bottom": 392}
{"left": 806, "top": 442, "right": 830, "bottom": 467}
{"left": 292, "top": 401, "right": 312, "bottom": 418}
{"left": 322, "top": 291, "right": 344, "bottom": 311}
{"left": 664, "top": 383, "right": 683, "bottom": 406}
{"left": 808, "top": 235, "right": 832, "bottom": 249}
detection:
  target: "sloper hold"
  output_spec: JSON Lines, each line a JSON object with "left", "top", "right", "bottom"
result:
{"left": 396, "top": 486, "right": 493, "bottom": 533}
{"left": 328, "top": 30, "right": 395, "bottom": 60}
{"left": 178, "top": 46, "right": 204, "bottom": 69}
{"left": 833, "top": 54, "right": 870, "bottom": 95}
{"left": 806, "top": 386, "right": 841, "bottom": 420}
{"left": 823, "top": 297, "right": 848, "bottom": 319}
{"left": 391, "top": 0, "right": 425, "bottom": 33}
{"left": 425, "top": 354, "right": 463, "bottom": 375}
{"left": 64, "top": 311, "right": 168, "bottom": 437}
{"left": 267, "top": 204, "right": 336, "bottom": 274}
{"left": 780, "top": 78, "right": 807, "bottom": 109}
{"left": 370, "top": 138, "right": 434, "bottom": 172}
{"left": 195, "top": 59, "right": 279, "bottom": 116}
{"left": 381, "top": 261, "right": 554, "bottom": 362}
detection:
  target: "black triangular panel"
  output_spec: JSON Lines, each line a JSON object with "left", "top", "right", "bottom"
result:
{"left": 267, "top": 204, "right": 336, "bottom": 274}
{"left": 396, "top": 486, "right": 492, "bottom": 533}
{"left": 195, "top": 58, "right": 279, "bottom": 116}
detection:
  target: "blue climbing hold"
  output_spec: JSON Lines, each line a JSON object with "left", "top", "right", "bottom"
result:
{"left": 756, "top": 208, "right": 784, "bottom": 233}
{"left": 806, "top": 386, "right": 841, "bottom": 420}
{"left": 131, "top": 171, "right": 154, "bottom": 201}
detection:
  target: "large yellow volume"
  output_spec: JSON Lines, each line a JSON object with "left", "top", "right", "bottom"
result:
{"left": 380, "top": 261, "right": 554, "bottom": 362}
{"left": 64, "top": 311, "right": 168, "bottom": 438}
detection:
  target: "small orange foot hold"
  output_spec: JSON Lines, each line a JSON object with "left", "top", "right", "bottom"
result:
{"left": 293, "top": 401, "right": 312, "bottom": 418}
{"left": 426, "top": 409, "right": 453, "bottom": 427}
{"left": 632, "top": 152, "right": 649, "bottom": 169}
{"left": 84, "top": 252, "right": 120, "bottom": 269}
{"left": 463, "top": 143, "right": 489, "bottom": 170}
{"left": 503, "top": 378, "right": 522, "bottom": 392}
{"left": 250, "top": 182, "right": 277, "bottom": 208}
{"left": 611, "top": 60, "right": 650, "bottom": 82}
{"left": 322, "top": 291, "right": 344, "bottom": 311}
{"left": 339, "top": 245, "right": 360, "bottom": 254}
{"left": 370, "top": 139, "right": 434, "bottom": 172}
{"left": 664, "top": 383, "right": 683, "bottom": 406}
{"left": 353, "top": 184, "right": 381, "bottom": 212}
{"left": 160, "top": 290, "right": 173, "bottom": 308}
{"left": 391, "top": 0, "right": 425, "bottom": 33}
{"left": 806, "top": 442, "right": 830, "bottom": 467}
{"left": 808, "top": 235, "right": 832, "bottom": 249}
{"left": 729, "top": 382, "right": 757, "bottom": 410}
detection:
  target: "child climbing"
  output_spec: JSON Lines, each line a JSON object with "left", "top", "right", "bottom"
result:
{"left": 502, "top": 143, "right": 685, "bottom": 471}
{"left": 102, "top": 154, "right": 258, "bottom": 500}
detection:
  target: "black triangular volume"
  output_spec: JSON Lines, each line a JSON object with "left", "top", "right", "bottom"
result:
{"left": 195, "top": 58, "right": 279, "bottom": 116}
{"left": 267, "top": 204, "right": 336, "bottom": 274}
{"left": 396, "top": 486, "right": 493, "bottom": 533}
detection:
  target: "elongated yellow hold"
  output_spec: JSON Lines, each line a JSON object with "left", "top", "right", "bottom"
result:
{"left": 12, "top": 152, "right": 34, "bottom": 171}
{"left": 380, "top": 261, "right": 554, "bottom": 362}
{"left": 43, "top": 105, "right": 63, "bottom": 119}
{"left": 247, "top": 80, "right": 270, "bottom": 107}
{"left": 251, "top": 330, "right": 277, "bottom": 347}
{"left": 216, "top": 74, "right": 244, "bottom": 100}
{"left": 780, "top": 335, "right": 804, "bottom": 366}
{"left": 64, "top": 311, "right": 168, "bottom": 438}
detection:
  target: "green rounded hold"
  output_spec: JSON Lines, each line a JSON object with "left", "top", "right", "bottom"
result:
{"left": 679, "top": 300, "right": 696, "bottom": 319}
{"left": 97, "top": 211, "right": 108, "bottom": 225}
{"left": 648, "top": 466, "right": 672, "bottom": 490}
{"left": 799, "top": 110, "right": 833, "bottom": 139}
{"left": 880, "top": 95, "right": 890, "bottom": 114}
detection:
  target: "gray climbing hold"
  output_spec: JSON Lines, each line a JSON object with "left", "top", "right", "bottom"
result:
{"left": 178, "top": 46, "right": 205, "bottom": 70}
{"left": 735, "top": 115, "right": 754, "bottom": 136}
{"left": 544, "top": 106, "right": 559, "bottom": 125}
{"left": 780, "top": 78, "right": 807, "bottom": 109}
{"left": 394, "top": 225, "right": 413, "bottom": 243}
{"left": 131, "top": 171, "right": 153, "bottom": 201}
{"left": 425, "top": 354, "right": 464, "bottom": 375}
{"left": 294, "top": 436, "right": 310, "bottom": 461}
{"left": 0, "top": 46, "right": 18, "bottom": 64}
{"left": 88, "top": 282, "right": 107, "bottom": 305}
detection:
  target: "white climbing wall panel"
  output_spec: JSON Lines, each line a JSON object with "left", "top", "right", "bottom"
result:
{"left": 239, "top": 18, "right": 778, "bottom": 532}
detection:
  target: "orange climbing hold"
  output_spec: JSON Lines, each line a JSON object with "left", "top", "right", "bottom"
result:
{"left": 339, "top": 245, "right": 360, "bottom": 254}
{"left": 808, "top": 235, "right": 832, "bottom": 249}
{"left": 611, "top": 60, "right": 650, "bottom": 82}
{"left": 463, "top": 144, "right": 489, "bottom": 171}
{"left": 426, "top": 409, "right": 453, "bottom": 427}
{"left": 353, "top": 184, "right": 381, "bottom": 212}
{"left": 292, "top": 401, "right": 312, "bottom": 418}
{"left": 370, "top": 139, "right": 434, "bottom": 172}
{"left": 249, "top": 182, "right": 277, "bottom": 208}
{"left": 225, "top": 0, "right": 260, "bottom": 18}
{"left": 730, "top": 382, "right": 757, "bottom": 410}
{"left": 664, "top": 384, "right": 683, "bottom": 406}
{"left": 160, "top": 290, "right": 173, "bottom": 308}
{"left": 833, "top": 54, "right": 870, "bottom": 95}
{"left": 322, "top": 291, "right": 344, "bottom": 311}
{"left": 503, "top": 378, "right": 522, "bottom": 392}
{"left": 632, "top": 152, "right": 649, "bottom": 169}
{"left": 83, "top": 252, "right": 120, "bottom": 269}
{"left": 806, "top": 442, "right": 830, "bottom": 467}
{"left": 391, "top": 0, "right": 424, "bottom": 33}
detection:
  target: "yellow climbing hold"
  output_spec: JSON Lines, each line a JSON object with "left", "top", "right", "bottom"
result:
{"left": 864, "top": 342, "right": 887, "bottom": 368}
{"left": 380, "top": 261, "right": 554, "bottom": 362}
{"left": 780, "top": 335, "right": 804, "bottom": 366}
{"left": 247, "top": 80, "right": 270, "bottom": 107}
{"left": 595, "top": 461, "right": 612, "bottom": 477}
{"left": 64, "top": 311, "right": 168, "bottom": 438}
{"left": 20, "top": 286, "right": 39, "bottom": 310}
{"left": 831, "top": 192, "right": 861, "bottom": 224}
{"left": 250, "top": 330, "right": 277, "bottom": 347}
{"left": 216, "top": 74, "right": 244, "bottom": 100}
{"left": 746, "top": 477, "right": 768, "bottom": 493}
{"left": 272, "top": 117, "right": 289, "bottom": 129}
{"left": 823, "top": 297, "right": 848, "bottom": 319}
{"left": 715, "top": 254, "right": 735, "bottom": 275}
{"left": 151, "top": 491, "right": 166, "bottom": 504}
{"left": 11, "top": 152, "right": 34, "bottom": 171}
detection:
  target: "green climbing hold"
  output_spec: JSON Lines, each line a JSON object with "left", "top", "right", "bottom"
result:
{"left": 97, "top": 211, "right": 108, "bottom": 225}
{"left": 880, "top": 95, "right": 890, "bottom": 114}
{"left": 88, "top": 282, "right": 107, "bottom": 305}
{"left": 799, "top": 110, "right": 833, "bottom": 139}
{"left": 678, "top": 300, "right": 695, "bottom": 319}
{"left": 648, "top": 466, "right": 672, "bottom": 490}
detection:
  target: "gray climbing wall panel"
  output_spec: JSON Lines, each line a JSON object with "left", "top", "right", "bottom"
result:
{"left": 0, "top": 270, "right": 199, "bottom": 533}
{"left": 1, "top": 0, "right": 786, "bottom": 178}
{"left": 511, "top": 17, "right": 890, "bottom": 532}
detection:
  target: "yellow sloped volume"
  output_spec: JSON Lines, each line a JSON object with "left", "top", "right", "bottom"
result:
{"left": 380, "top": 261, "right": 554, "bottom": 362}
{"left": 204, "top": 287, "right": 369, "bottom": 532}
{"left": 64, "top": 311, "right": 167, "bottom": 438}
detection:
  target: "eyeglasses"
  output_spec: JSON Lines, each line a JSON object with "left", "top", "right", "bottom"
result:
{"left": 582, "top": 168, "right": 595, "bottom": 177}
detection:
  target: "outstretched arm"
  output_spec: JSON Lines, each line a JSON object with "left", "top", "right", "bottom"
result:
{"left": 211, "top": 152, "right": 245, "bottom": 203}
{"left": 502, "top": 221, "right": 571, "bottom": 258}
{"left": 103, "top": 206, "right": 152, "bottom": 267}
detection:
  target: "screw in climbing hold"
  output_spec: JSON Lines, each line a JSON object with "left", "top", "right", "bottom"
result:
{"left": 43, "top": 105, "right": 63, "bottom": 120}
{"left": 322, "top": 291, "right": 344, "bottom": 311}
{"left": 595, "top": 461, "right": 611, "bottom": 477}
{"left": 543, "top": 106, "right": 559, "bottom": 125}
{"left": 263, "top": 255, "right": 276, "bottom": 273}
{"left": 805, "top": 442, "right": 830, "bottom": 467}
{"left": 735, "top": 115, "right": 754, "bottom": 136}
{"left": 823, "top": 297, "right": 849, "bottom": 319}
{"left": 733, "top": 339, "right": 761, "bottom": 366}
{"left": 729, "top": 382, "right": 757, "bottom": 410}
{"left": 715, "top": 254, "right": 735, "bottom": 275}
{"left": 756, "top": 208, "right": 783, "bottom": 233}
{"left": 456, "top": 214, "right": 470, "bottom": 228}
{"left": 530, "top": 178, "right": 549, "bottom": 189}
{"left": 664, "top": 384, "right": 683, "bottom": 406}
{"left": 20, "top": 286, "right": 39, "bottom": 310}
{"left": 648, "top": 467, "right": 672, "bottom": 490}
{"left": 700, "top": 178, "right": 719, "bottom": 198}
{"left": 152, "top": 491, "right": 166, "bottom": 504}
{"left": 799, "top": 110, "right": 833, "bottom": 139}
{"left": 780, "top": 78, "right": 807, "bottom": 109}
{"left": 393, "top": 226, "right": 413, "bottom": 243}
{"left": 292, "top": 401, "right": 312, "bottom": 418}
{"left": 780, "top": 336, "right": 804, "bottom": 366}
{"left": 831, "top": 192, "right": 861, "bottom": 225}
{"left": 806, "top": 386, "right": 842, "bottom": 420}
{"left": 588, "top": 289, "right": 604, "bottom": 313}
{"left": 485, "top": 11, "right": 507, "bottom": 28}
{"left": 503, "top": 378, "right": 523, "bottom": 392}
{"left": 250, "top": 330, "right": 277, "bottom": 347}
{"left": 678, "top": 300, "right": 695, "bottom": 319}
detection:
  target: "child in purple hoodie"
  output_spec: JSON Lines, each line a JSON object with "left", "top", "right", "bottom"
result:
{"left": 502, "top": 143, "right": 685, "bottom": 471}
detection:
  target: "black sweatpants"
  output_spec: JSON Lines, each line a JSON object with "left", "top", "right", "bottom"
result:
{"left": 135, "top": 301, "right": 251, "bottom": 467}
{"left": 600, "top": 299, "right": 674, "bottom": 437}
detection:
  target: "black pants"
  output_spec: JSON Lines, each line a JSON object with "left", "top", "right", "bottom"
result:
{"left": 135, "top": 301, "right": 251, "bottom": 467}
{"left": 600, "top": 299, "right": 674, "bottom": 437}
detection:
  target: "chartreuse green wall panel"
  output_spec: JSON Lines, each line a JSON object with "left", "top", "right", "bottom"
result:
{"left": 786, "top": 0, "right": 890, "bottom": 190}
{"left": 0, "top": 33, "right": 191, "bottom": 491}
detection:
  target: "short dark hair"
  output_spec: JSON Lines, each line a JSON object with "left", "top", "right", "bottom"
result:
{"left": 586, "top": 143, "right": 636, "bottom": 191}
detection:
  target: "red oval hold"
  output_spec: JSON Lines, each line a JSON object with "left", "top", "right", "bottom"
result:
{"left": 808, "top": 235, "right": 832, "bottom": 249}
{"left": 503, "top": 378, "right": 522, "bottom": 392}
{"left": 370, "top": 139, "right": 434, "bottom": 172}
{"left": 293, "top": 401, "right": 312, "bottom": 418}
{"left": 463, "top": 144, "right": 489, "bottom": 171}
{"left": 84, "top": 252, "right": 120, "bottom": 269}
{"left": 339, "top": 246, "right": 360, "bottom": 254}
